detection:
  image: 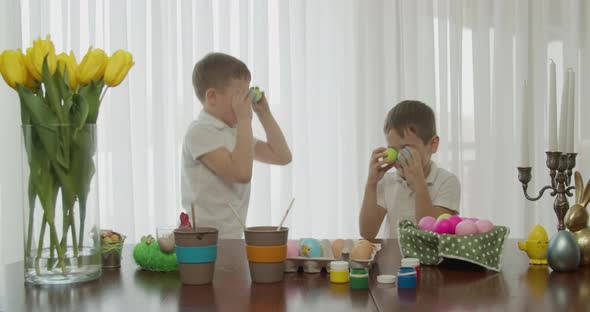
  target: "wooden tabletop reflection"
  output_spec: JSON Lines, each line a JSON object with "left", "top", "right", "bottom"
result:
{"left": 1, "top": 239, "right": 589, "bottom": 311}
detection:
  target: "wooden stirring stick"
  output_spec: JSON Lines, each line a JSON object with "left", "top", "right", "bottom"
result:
{"left": 277, "top": 198, "right": 295, "bottom": 231}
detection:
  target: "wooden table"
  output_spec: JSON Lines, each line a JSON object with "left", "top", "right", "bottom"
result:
{"left": 1, "top": 239, "right": 589, "bottom": 311}
{"left": 371, "top": 239, "right": 590, "bottom": 312}
{"left": 0, "top": 240, "right": 376, "bottom": 312}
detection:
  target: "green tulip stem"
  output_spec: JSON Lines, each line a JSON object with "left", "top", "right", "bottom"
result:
{"left": 25, "top": 178, "right": 36, "bottom": 258}
{"left": 69, "top": 208, "right": 78, "bottom": 258}
{"left": 59, "top": 189, "right": 78, "bottom": 257}
{"left": 98, "top": 86, "right": 109, "bottom": 104}
{"left": 48, "top": 221, "right": 67, "bottom": 276}
{"left": 78, "top": 199, "right": 87, "bottom": 250}
{"left": 47, "top": 225, "right": 55, "bottom": 271}
{"left": 35, "top": 214, "right": 47, "bottom": 276}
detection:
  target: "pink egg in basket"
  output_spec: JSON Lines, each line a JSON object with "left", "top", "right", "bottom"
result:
{"left": 433, "top": 219, "right": 454, "bottom": 234}
{"left": 447, "top": 216, "right": 463, "bottom": 234}
{"left": 475, "top": 220, "right": 494, "bottom": 234}
{"left": 287, "top": 240, "right": 299, "bottom": 257}
{"left": 455, "top": 220, "right": 478, "bottom": 236}
{"left": 418, "top": 216, "right": 437, "bottom": 231}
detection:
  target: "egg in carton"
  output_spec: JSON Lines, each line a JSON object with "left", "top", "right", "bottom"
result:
{"left": 284, "top": 238, "right": 381, "bottom": 273}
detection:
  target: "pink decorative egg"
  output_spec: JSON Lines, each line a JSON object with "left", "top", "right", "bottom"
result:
{"left": 447, "top": 216, "right": 463, "bottom": 234}
{"left": 433, "top": 219, "right": 454, "bottom": 234}
{"left": 287, "top": 240, "right": 299, "bottom": 257}
{"left": 455, "top": 220, "right": 478, "bottom": 236}
{"left": 418, "top": 216, "right": 437, "bottom": 231}
{"left": 475, "top": 220, "right": 494, "bottom": 234}
{"left": 463, "top": 217, "right": 479, "bottom": 222}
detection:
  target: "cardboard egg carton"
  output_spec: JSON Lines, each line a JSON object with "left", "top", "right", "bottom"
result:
{"left": 284, "top": 239, "right": 381, "bottom": 273}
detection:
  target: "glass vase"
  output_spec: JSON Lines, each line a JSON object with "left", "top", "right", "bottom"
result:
{"left": 22, "top": 124, "right": 101, "bottom": 285}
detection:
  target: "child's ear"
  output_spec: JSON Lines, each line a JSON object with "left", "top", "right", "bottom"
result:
{"left": 205, "top": 88, "right": 216, "bottom": 106}
{"left": 429, "top": 136, "right": 440, "bottom": 153}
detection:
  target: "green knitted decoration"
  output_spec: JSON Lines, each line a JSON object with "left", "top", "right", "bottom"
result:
{"left": 133, "top": 235, "right": 178, "bottom": 271}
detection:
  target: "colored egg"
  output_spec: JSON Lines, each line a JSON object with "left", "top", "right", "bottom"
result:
{"left": 157, "top": 235, "right": 175, "bottom": 253}
{"left": 384, "top": 147, "right": 398, "bottom": 162}
{"left": 300, "top": 238, "right": 322, "bottom": 257}
{"left": 418, "top": 216, "right": 437, "bottom": 231}
{"left": 437, "top": 213, "right": 452, "bottom": 221}
{"left": 351, "top": 243, "right": 373, "bottom": 260}
{"left": 455, "top": 220, "right": 478, "bottom": 236}
{"left": 475, "top": 220, "right": 494, "bottom": 234}
{"left": 547, "top": 230, "right": 581, "bottom": 272}
{"left": 287, "top": 240, "right": 299, "bottom": 257}
{"left": 433, "top": 219, "right": 454, "bottom": 234}
{"left": 447, "top": 216, "right": 463, "bottom": 234}
{"left": 332, "top": 239, "right": 345, "bottom": 259}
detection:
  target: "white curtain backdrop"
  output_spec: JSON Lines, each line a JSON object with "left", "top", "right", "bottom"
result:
{"left": 1, "top": 0, "right": 590, "bottom": 265}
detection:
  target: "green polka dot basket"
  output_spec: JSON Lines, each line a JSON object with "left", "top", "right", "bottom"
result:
{"left": 398, "top": 220, "right": 510, "bottom": 272}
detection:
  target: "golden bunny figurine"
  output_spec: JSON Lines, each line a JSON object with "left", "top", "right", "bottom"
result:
{"left": 564, "top": 171, "right": 590, "bottom": 266}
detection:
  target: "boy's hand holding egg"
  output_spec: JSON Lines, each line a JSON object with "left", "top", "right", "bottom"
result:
{"left": 248, "top": 87, "right": 263, "bottom": 104}
{"left": 250, "top": 86, "right": 272, "bottom": 118}
{"left": 396, "top": 146, "right": 426, "bottom": 190}
{"left": 367, "top": 147, "right": 396, "bottom": 185}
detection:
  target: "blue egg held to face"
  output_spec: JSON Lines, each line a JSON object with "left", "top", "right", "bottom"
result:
{"left": 300, "top": 238, "right": 322, "bottom": 257}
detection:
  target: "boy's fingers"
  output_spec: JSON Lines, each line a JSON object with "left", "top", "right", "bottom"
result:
{"left": 371, "top": 152, "right": 388, "bottom": 162}
{"left": 372, "top": 147, "right": 386, "bottom": 154}
{"left": 381, "top": 163, "right": 395, "bottom": 172}
{"left": 246, "top": 92, "right": 255, "bottom": 103}
{"left": 376, "top": 160, "right": 390, "bottom": 168}
{"left": 401, "top": 148, "right": 413, "bottom": 159}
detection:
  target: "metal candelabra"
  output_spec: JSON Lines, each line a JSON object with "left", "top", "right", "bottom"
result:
{"left": 517, "top": 152, "right": 577, "bottom": 230}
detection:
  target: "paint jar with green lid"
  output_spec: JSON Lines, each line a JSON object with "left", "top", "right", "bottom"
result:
{"left": 349, "top": 267, "right": 369, "bottom": 290}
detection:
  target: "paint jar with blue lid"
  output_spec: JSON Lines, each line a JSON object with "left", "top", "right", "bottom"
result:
{"left": 397, "top": 267, "right": 417, "bottom": 289}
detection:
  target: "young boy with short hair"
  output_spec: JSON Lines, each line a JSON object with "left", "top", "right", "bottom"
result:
{"left": 359, "top": 100, "right": 460, "bottom": 239}
{"left": 181, "top": 53, "right": 292, "bottom": 238}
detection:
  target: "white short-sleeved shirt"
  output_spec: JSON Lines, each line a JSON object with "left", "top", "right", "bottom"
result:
{"left": 181, "top": 110, "right": 258, "bottom": 239}
{"left": 376, "top": 161, "right": 461, "bottom": 238}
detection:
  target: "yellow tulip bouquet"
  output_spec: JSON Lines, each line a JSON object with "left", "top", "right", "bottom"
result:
{"left": 0, "top": 35, "right": 133, "bottom": 280}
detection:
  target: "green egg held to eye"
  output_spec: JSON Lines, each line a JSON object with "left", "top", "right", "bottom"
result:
{"left": 384, "top": 147, "right": 398, "bottom": 163}
{"left": 249, "top": 87, "right": 263, "bottom": 104}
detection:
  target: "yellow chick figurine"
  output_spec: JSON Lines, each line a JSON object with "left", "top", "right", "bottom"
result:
{"left": 518, "top": 224, "right": 549, "bottom": 265}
